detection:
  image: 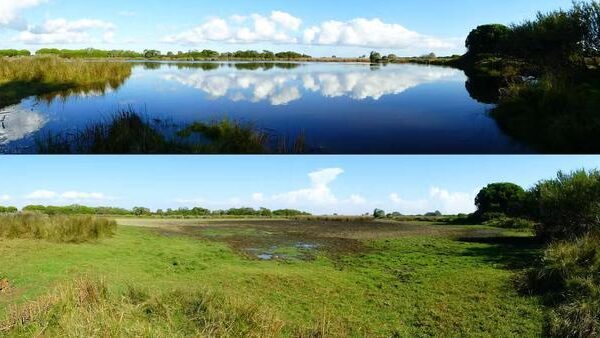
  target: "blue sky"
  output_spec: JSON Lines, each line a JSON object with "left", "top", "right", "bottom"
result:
{"left": 0, "top": 0, "right": 577, "bottom": 56}
{"left": 1, "top": 156, "right": 599, "bottom": 215}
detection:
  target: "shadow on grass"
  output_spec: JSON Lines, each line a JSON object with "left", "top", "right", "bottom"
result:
{"left": 455, "top": 235, "right": 544, "bottom": 270}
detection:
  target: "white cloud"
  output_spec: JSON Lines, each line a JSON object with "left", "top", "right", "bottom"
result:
{"left": 24, "top": 190, "right": 111, "bottom": 201}
{"left": 303, "top": 18, "right": 455, "bottom": 50}
{"left": 61, "top": 191, "right": 107, "bottom": 200}
{"left": 25, "top": 190, "right": 58, "bottom": 199}
{"left": 389, "top": 187, "right": 477, "bottom": 215}
{"left": 174, "top": 198, "right": 205, "bottom": 205}
{"left": 17, "top": 18, "right": 116, "bottom": 44}
{"left": 347, "top": 194, "right": 367, "bottom": 205}
{"left": 0, "top": 0, "right": 46, "bottom": 30}
{"left": 163, "top": 11, "right": 301, "bottom": 45}
{"left": 0, "top": 194, "right": 10, "bottom": 201}
{"left": 272, "top": 168, "right": 344, "bottom": 205}
{"left": 0, "top": 105, "right": 47, "bottom": 145}
{"left": 251, "top": 193, "right": 265, "bottom": 203}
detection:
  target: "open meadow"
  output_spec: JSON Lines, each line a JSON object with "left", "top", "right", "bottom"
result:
{"left": 1, "top": 217, "right": 545, "bottom": 337}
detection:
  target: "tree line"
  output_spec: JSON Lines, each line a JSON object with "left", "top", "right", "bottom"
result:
{"left": 0, "top": 48, "right": 312, "bottom": 60}
{"left": 0, "top": 205, "right": 310, "bottom": 217}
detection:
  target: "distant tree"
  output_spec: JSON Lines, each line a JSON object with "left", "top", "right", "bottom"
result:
{"left": 425, "top": 210, "right": 443, "bottom": 217}
{"left": 166, "top": 52, "right": 174, "bottom": 57}
{"left": 370, "top": 51, "right": 382, "bottom": 63}
{"left": 387, "top": 54, "right": 398, "bottom": 62}
{"left": 475, "top": 183, "right": 526, "bottom": 217}
{"left": 465, "top": 24, "right": 511, "bottom": 55}
{"left": 132, "top": 207, "right": 151, "bottom": 216}
{"left": 373, "top": 208, "right": 386, "bottom": 218}
{"left": 143, "top": 50, "right": 161, "bottom": 58}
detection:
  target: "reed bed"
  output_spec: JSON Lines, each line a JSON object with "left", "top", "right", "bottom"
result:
{"left": 0, "top": 213, "right": 116, "bottom": 243}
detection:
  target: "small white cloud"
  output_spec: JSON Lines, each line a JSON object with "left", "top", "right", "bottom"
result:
{"left": 61, "top": 191, "right": 107, "bottom": 200}
{"left": 17, "top": 18, "right": 116, "bottom": 44}
{"left": 0, "top": 0, "right": 47, "bottom": 30}
{"left": 389, "top": 188, "right": 476, "bottom": 215}
{"left": 272, "top": 168, "right": 344, "bottom": 205}
{"left": 174, "top": 198, "right": 205, "bottom": 205}
{"left": 251, "top": 193, "right": 265, "bottom": 203}
{"left": 348, "top": 194, "right": 367, "bottom": 205}
{"left": 25, "top": 190, "right": 58, "bottom": 199}
{"left": 0, "top": 194, "right": 10, "bottom": 201}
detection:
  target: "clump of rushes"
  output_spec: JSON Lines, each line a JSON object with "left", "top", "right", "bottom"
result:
{"left": 0, "top": 56, "right": 132, "bottom": 108}
{"left": 0, "top": 277, "right": 284, "bottom": 337}
{"left": 0, "top": 213, "right": 117, "bottom": 243}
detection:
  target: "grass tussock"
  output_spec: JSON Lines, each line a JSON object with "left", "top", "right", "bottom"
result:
{"left": 0, "top": 277, "right": 284, "bottom": 337}
{"left": 0, "top": 56, "right": 132, "bottom": 108}
{"left": 0, "top": 213, "right": 116, "bottom": 243}
{"left": 520, "top": 233, "right": 600, "bottom": 337}
{"left": 35, "top": 110, "right": 306, "bottom": 154}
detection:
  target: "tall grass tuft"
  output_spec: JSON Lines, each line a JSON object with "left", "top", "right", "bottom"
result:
{"left": 0, "top": 213, "right": 117, "bottom": 243}
{"left": 520, "top": 233, "right": 600, "bottom": 337}
{"left": 1, "top": 277, "right": 284, "bottom": 337}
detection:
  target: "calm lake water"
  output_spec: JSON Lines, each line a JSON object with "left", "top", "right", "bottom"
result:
{"left": 0, "top": 61, "right": 531, "bottom": 153}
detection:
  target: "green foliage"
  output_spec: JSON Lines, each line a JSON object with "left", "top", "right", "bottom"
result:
{"left": 424, "top": 211, "right": 442, "bottom": 217}
{"left": 475, "top": 183, "right": 527, "bottom": 217}
{"left": 521, "top": 234, "right": 599, "bottom": 337}
{"left": 370, "top": 51, "right": 381, "bottom": 63}
{"left": 574, "top": 1, "right": 600, "bottom": 56}
{"left": 528, "top": 169, "right": 600, "bottom": 240}
{"left": 0, "top": 206, "right": 18, "bottom": 213}
{"left": 373, "top": 209, "right": 386, "bottom": 218}
{"left": 143, "top": 50, "right": 161, "bottom": 58}
{"left": 465, "top": 24, "right": 511, "bottom": 55}
{"left": 484, "top": 216, "right": 535, "bottom": 229}
{"left": 271, "top": 209, "right": 311, "bottom": 217}
{"left": 36, "top": 48, "right": 142, "bottom": 58}
{"left": 0, "top": 49, "right": 31, "bottom": 57}
{"left": 0, "top": 213, "right": 116, "bottom": 243}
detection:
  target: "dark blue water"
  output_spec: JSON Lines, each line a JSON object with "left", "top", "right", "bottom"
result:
{"left": 0, "top": 62, "right": 531, "bottom": 153}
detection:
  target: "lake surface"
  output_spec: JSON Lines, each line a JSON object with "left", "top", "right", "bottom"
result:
{"left": 0, "top": 61, "right": 531, "bottom": 153}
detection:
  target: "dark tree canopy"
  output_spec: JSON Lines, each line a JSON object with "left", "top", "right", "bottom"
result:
{"left": 465, "top": 24, "right": 511, "bottom": 55}
{"left": 475, "top": 183, "right": 526, "bottom": 217}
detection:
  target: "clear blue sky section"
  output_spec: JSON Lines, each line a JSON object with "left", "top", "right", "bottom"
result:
{"left": 1, "top": 156, "right": 598, "bottom": 212}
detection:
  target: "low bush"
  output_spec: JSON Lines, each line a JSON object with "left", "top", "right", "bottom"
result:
{"left": 0, "top": 213, "right": 116, "bottom": 243}
{"left": 484, "top": 216, "right": 535, "bottom": 229}
{"left": 520, "top": 233, "right": 599, "bottom": 337}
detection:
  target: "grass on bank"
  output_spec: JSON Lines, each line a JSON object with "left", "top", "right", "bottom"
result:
{"left": 0, "top": 213, "right": 116, "bottom": 243}
{"left": 0, "top": 57, "right": 132, "bottom": 108}
{"left": 0, "top": 222, "right": 545, "bottom": 336}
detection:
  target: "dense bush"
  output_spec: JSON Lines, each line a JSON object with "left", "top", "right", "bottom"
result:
{"left": 528, "top": 169, "right": 600, "bottom": 240}
{"left": 0, "top": 206, "right": 18, "bottom": 213}
{"left": 0, "top": 49, "right": 31, "bottom": 57}
{"left": 465, "top": 24, "right": 511, "bottom": 55}
{"left": 475, "top": 183, "right": 527, "bottom": 217}
{"left": 0, "top": 213, "right": 117, "bottom": 243}
{"left": 484, "top": 216, "right": 535, "bottom": 229}
{"left": 521, "top": 234, "right": 599, "bottom": 337}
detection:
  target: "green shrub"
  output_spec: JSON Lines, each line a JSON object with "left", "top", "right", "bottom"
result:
{"left": 528, "top": 169, "right": 600, "bottom": 240}
{"left": 475, "top": 183, "right": 527, "bottom": 217}
{"left": 521, "top": 234, "right": 599, "bottom": 337}
{"left": 0, "top": 213, "right": 117, "bottom": 243}
{"left": 484, "top": 216, "right": 535, "bottom": 229}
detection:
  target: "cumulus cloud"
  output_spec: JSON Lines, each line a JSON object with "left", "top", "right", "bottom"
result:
{"left": 0, "top": 194, "right": 10, "bottom": 201}
{"left": 163, "top": 11, "right": 301, "bottom": 45}
{"left": 25, "top": 190, "right": 111, "bottom": 201}
{"left": 272, "top": 168, "right": 344, "bottom": 205}
{"left": 163, "top": 11, "right": 457, "bottom": 52}
{"left": 16, "top": 18, "right": 116, "bottom": 44}
{"left": 303, "top": 18, "right": 455, "bottom": 50}
{"left": 389, "top": 187, "right": 476, "bottom": 214}
{"left": 0, "top": 0, "right": 46, "bottom": 30}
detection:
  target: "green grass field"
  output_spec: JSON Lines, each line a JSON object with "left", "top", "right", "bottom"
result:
{"left": 0, "top": 219, "right": 546, "bottom": 336}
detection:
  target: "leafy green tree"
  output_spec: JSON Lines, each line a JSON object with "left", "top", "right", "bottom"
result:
{"left": 370, "top": 51, "right": 382, "bottom": 63}
{"left": 132, "top": 207, "right": 151, "bottom": 216}
{"left": 475, "top": 183, "right": 526, "bottom": 217}
{"left": 373, "top": 208, "right": 386, "bottom": 218}
{"left": 528, "top": 169, "right": 600, "bottom": 240}
{"left": 465, "top": 24, "right": 511, "bottom": 55}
